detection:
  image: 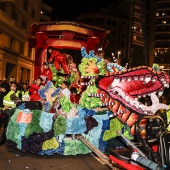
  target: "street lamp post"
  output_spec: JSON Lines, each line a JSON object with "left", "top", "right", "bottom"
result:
{"left": 118, "top": 51, "right": 121, "bottom": 64}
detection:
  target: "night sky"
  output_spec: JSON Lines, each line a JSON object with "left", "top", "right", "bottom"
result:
{"left": 42, "top": 0, "right": 113, "bottom": 21}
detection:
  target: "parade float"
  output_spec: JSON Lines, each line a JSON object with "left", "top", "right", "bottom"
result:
{"left": 5, "top": 21, "right": 170, "bottom": 169}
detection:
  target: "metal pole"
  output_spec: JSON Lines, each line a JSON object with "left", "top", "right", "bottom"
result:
{"left": 116, "top": 130, "right": 147, "bottom": 158}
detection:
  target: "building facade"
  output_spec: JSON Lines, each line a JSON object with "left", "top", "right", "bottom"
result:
{"left": 153, "top": 0, "right": 170, "bottom": 74}
{"left": 0, "top": 0, "right": 52, "bottom": 83}
{"left": 75, "top": 1, "right": 146, "bottom": 67}
{"left": 75, "top": 8, "right": 129, "bottom": 63}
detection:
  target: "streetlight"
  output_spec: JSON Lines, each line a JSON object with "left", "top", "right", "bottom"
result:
{"left": 117, "top": 51, "right": 121, "bottom": 64}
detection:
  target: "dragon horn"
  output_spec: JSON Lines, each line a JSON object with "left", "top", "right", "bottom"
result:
{"left": 81, "top": 47, "right": 89, "bottom": 58}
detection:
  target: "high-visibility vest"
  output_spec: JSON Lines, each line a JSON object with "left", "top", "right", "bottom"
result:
{"left": 16, "top": 90, "right": 22, "bottom": 99}
{"left": 21, "top": 90, "right": 29, "bottom": 96}
{"left": 21, "top": 90, "right": 29, "bottom": 101}
{"left": 3, "top": 91, "right": 15, "bottom": 107}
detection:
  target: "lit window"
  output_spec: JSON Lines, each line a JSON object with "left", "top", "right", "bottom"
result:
{"left": 133, "top": 35, "right": 136, "bottom": 40}
{"left": 162, "top": 20, "right": 166, "bottom": 24}
{"left": 134, "top": 26, "right": 137, "bottom": 30}
{"left": 140, "top": 28, "right": 142, "bottom": 32}
{"left": 156, "top": 13, "right": 159, "bottom": 16}
{"left": 162, "top": 12, "right": 166, "bottom": 16}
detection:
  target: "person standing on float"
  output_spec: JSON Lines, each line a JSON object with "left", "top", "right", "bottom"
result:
{"left": 47, "top": 47, "right": 70, "bottom": 75}
{"left": 40, "top": 62, "right": 53, "bottom": 86}
{"left": 29, "top": 77, "right": 42, "bottom": 101}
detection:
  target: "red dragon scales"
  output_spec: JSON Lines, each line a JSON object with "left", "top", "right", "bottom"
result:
{"left": 95, "top": 66, "right": 169, "bottom": 134}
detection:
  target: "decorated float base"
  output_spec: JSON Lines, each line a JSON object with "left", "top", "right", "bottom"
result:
{"left": 6, "top": 108, "right": 127, "bottom": 156}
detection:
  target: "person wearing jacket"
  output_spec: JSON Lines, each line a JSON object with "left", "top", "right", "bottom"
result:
{"left": 47, "top": 47, "right": 70, "bottom": 75}
{"left": 21, "top": 83, "right": 30, "bottom": 101}
{"left": 29, "top": 77, "right": 42, "bottom": 101}
{"left": 40, "top": 62, "right": 53, "bottom": 86}
{"left": 3, "top": 82, "right": 21, "bottom": 109}
{"left": 1, "top": 82, "right": 21, "bottom": 145}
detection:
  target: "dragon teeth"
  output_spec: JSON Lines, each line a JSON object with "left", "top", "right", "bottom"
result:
{"left": 160, "top": 78, "right": 165, "bottom": 82}
{"left": 121, "top": 77, "right": 126, "bottom": 83}
{"left": 144, "top": 94, "right": 147, "bottom": 97}
{"left": 139, "top": 76, "right": 144, "bottom": 81}
{"left": 143, "top": 76, "right": 151, "bottom": 84}
{"left": 158, "top": 91, "right": 163, "bottom": 97}
{"left": 133, "top": 76, "right": 138, "bottom": 81}
{"left": 127, "top": 77, "right": 132, "bottom": 82}
{"left": 164, "top": 84, "right": 169, "bottom": 88}
{"left": 152, "top": 78, "right": 157, "bottom": 83}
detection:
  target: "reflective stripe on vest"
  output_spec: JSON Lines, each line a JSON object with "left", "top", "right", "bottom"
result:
{"left": 3, "top": 100, "right": 14, "bottom": 105}
{"left": 3, "top": 90, "right": 15, "bottom": 107}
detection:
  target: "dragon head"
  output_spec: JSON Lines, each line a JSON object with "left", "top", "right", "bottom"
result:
{"left": 95, "top": 66, "right": 169, "bottom": 115}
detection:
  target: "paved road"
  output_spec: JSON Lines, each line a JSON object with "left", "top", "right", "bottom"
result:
{"left": 0, "top": 143, "right": 112, "bottom": 170}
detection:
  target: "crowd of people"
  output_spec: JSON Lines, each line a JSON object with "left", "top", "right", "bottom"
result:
{"left": 0, "top": 78, "right": 81, "bottom": 111}
{"left": 0, "top": 59, "right": 83, "bottom": 143}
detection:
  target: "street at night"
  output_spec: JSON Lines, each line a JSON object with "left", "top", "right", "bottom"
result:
{"left": 0, "top": 143, "right": 112, "bottom": 170}
{"left": 1, "top": 0, "right": 170, "bottom": 170}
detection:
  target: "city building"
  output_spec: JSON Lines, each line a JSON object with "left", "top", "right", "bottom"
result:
{"left": 0, "top": 0, "right": 52, "bottom": 83}
{"left": 75, "top": 1, "right": 147, "bottom": 67}
{"left": 40, "top": 1, "right": 52, "bottom": 22}
{"left": 76, "top": 9, "right": 129, "bottom": 63}
{"left": 128, "top": 0, "right": 145, "bottom": 67}
{"left": 76, "top": 0, "right": 170, "bottom": 74}
{"left": 153, "top": 0, "right": 170, "bottom": 74}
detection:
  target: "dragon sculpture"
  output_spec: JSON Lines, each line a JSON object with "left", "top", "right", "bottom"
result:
{"left": 80, "top": 47, "right": 170, "bottom": 135}
{"left": 5, "top": 47, "right": 170, "bottom": 156}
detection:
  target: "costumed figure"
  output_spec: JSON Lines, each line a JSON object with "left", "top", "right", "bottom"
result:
{"left": 60, "top": 81, "right": 71, "bottom": 99}
{"left": 47, "top": 47, "right": 70, "bottom": 75}
{"left": 29, "top": 77, "right": 42, "bottom": 101}
{"left": 40, "top": 62, "right": 53, "bottom": 86}
{"left": 70, "top": 87, "right": 80, "bottom": 105}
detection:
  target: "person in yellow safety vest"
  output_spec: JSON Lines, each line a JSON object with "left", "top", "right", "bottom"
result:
{"left": 1, "top": 82, "right": 21, "bottom": 145}
{"left": 21, "top": 83, "right": 29, "bottom": 101}
{"left": 3, "top": 82, "right": 21, "bottom": 109}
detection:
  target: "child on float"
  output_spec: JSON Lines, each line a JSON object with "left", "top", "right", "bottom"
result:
{"left": 70, "top": 87, "right": 80, "bottom": 105}
{"left": 29, "top": 77, "right": 42, "bottom": 101}
{"left": 53, "top": 81, "right": 71, "bottom": 111}
{"left": 40, "top": 62, "right": 53, "bottom": 86}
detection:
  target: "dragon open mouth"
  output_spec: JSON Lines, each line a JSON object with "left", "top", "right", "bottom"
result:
{"left": 95, "top": 66, "right": 169, "bottom": 116}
